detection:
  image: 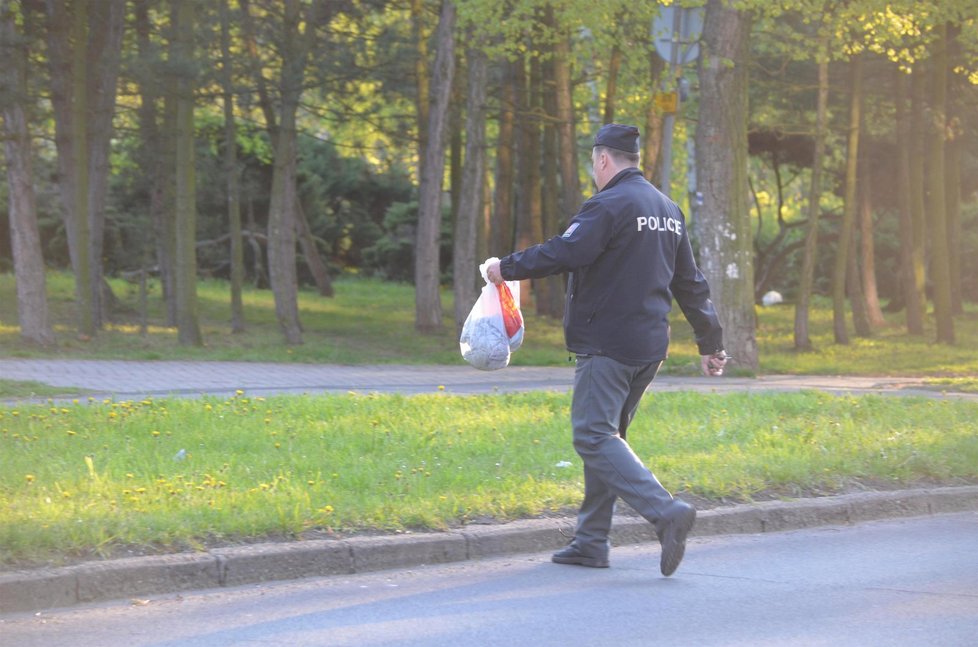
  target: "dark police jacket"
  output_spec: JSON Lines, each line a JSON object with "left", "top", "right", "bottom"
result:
{"left": 499, "top": 167, "right": 723, "bottom": 365}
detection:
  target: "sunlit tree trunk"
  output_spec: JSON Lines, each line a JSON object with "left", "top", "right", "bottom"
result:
{"left": 1, "top": 0, "right": 54, "bottom": 347}
{"left": 554, "top": 29, "right": 581, "bottom": 219}
{"left": 794, "top": 51, "right": 827, "bottom": 351}
{"left": 694, "top": 0, "right": 757, "bottom": 370}
{"left": 858, "top": 158, "right": 885, "bottom": 328}
{"left": 927, "top": 23, "right": 954, "bottom": 345}
{"left": 453, "top": 46, "right": 487, "bottom": 334}
{"left": 414, "top": 0, "right": 455, "bottom": 332}
{"left": 833, "top": 55, "right": 863, "bottom": 344}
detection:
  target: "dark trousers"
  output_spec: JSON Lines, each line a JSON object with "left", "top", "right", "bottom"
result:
{"left": 570, "top": 354, "right": 676, "bottom": 556}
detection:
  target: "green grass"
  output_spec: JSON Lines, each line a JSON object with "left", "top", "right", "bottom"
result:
{"left": 2, "top": 389, "right": 976, "bottom": 567}
{"left": 0, "top": 380, "right": 82, "bottom": 399}
{"left": 2, "top": 271, "right": 977, "bottom": 377}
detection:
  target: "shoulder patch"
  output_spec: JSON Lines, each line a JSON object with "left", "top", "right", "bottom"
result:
{"left": 562, "top": 222, "right": 580, "bottom": 238}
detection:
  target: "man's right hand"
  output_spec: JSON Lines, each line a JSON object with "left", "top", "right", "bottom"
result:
{"left": 485, "top": 260, "right": 504, "bottom": 285}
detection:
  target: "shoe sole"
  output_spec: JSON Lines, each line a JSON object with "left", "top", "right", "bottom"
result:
{"left": 659, "top": 506, "right": 696, "bottom": 577}
{"left": 552, "top": 555, "right": 610, "bottom": 568}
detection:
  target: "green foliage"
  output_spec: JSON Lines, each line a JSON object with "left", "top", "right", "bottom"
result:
{"left": 360, "top": 200, "right": 454, "bottom": 283}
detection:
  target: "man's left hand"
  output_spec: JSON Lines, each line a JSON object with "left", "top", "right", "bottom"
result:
{"left": 701, "top": 352, "right": 728, "bottom": 377}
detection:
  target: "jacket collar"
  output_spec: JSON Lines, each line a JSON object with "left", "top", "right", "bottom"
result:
{"left": 598, "top": 166, "right": 642, "bottom": 193}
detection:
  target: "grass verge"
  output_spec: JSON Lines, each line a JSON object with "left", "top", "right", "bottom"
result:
{"left": 0, "top": 380, "right": 82, "bottom": 400}
{"left": 3, "top": 389, "right": 976, "bottom": 568}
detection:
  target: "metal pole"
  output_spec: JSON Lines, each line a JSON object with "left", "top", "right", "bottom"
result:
{"left": 657, "top": 7, "right": 682, "bottom": 198}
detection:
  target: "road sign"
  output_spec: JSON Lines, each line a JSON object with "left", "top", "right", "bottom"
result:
{"left": 655, "top": 91, "right": 678, "bottom": 113}
{"left": 652, "top": 6, "right": 704, "bottom": 66}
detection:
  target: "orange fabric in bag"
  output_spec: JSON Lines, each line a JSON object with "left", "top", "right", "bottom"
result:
{"left": 497, "top": 282, "right": 523, "bottom": 338}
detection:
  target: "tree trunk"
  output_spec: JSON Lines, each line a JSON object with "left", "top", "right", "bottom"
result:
{"left": 944, "top": 26, "right": 962, "bottom": 317}
{"left": 554, "top": 30, "right": 581, "bottom": 220}
{"left": 603, "top": 43, "right": 621, "bottom": 124}
{"left": 793, "top": 51, "right": 827, "bottom": 351}
{"left": 643, "top": 51, "right": 666, "bottom": 183}
{"left": 85, "top": 0, "right": 124, "bottom": 328}
{"left": 44, "top": 0, "right": 124, "bottom": 335}
{"left": 540, "top": 26, "right": 564, "bottom": 319}
{"left": 490, "top": 58, "right": 516, "bottom": 256}
{"left": 267, "top": 114, "right": 303, "bottom": 344}
{"left": 858, "top": 158, "right": 885, "bottom": 328}
{"left": 414, "top": 0, "right": 455, "bottom": 333}
{"left": 515, "top": 53, "right": 544, "bottom": 314}
{"left": 453, "top": 46, "right": 488, "bottom": 334}
{"left": 832, "top": 55, "right": 863, "bottom": 345}
{"left": 172, "top": 0, "right": 201, "bottom": 346}
{"left": 927, "top": 23, "right": 954, "bottom": 345}
{"left": 219, "top": 0, "right": 245, "bottom": 333}
{"left": 160, "top": 89, "right": 179, "bottom": 326}
{"left": 134, "top": 0, "right": 174, "bottom": 326}
{"left": 846, "top": 223, "right": 872, "bottom": 337}
{"left": 908, "top": 65, "right": 928, "bottom": 333}
{"left": 694, "top": 0, "right": 757, "bottom": 370}
{"left": 45, "top": 0, "right": 92, "bottom": 336}
{"left": 895, "top": 68, "right": 923, "bottom": 335}
{"left": 411, "top": 0, "right": 429, "bottom": 163}
{"left": 1, "top": 0, "right": 54, "bottom": 347}
{"left": 295, "top": 199, "right": 334, "bottom": 298}
{"left": 946, "top": 130, "right": 962, "bottom": 316}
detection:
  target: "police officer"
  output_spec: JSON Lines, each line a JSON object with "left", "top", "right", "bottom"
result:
{"left": 486, "top": 123, "right": 728, "bottom": 577}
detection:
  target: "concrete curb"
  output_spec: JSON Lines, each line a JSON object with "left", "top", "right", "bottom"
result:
{"left": 2, "top": 485, "right": 976, "bottom": 614}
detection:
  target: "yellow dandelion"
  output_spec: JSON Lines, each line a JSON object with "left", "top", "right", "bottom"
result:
{"left": 321, "top": 505, "right": 334, "bottom": 514}
{"left": 437, "top": 385, "right": 445, "bottom": 391}
{"left": 25, "top": 474, "right": 35, "bottom": 483}
{"left": 151, "top": 430, "right": 160, "bottom": 437}
{"left": 66, "top": 430, "right": 76, "bottom": 436}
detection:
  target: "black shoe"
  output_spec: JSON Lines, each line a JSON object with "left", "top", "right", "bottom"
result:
{"left": 552, "top": 543, "right": 610, "bottom": 568}
{"left": 657, "top": 500, "right": 696, "bottom": 577}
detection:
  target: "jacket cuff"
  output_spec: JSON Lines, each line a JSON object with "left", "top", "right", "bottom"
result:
{"left": 499, "top": 255, "right": 517, "bottom": 281}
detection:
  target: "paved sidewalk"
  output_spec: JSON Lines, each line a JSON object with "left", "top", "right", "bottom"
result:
{"left": 2, "top": 358, "right": 972, "bottom": 401}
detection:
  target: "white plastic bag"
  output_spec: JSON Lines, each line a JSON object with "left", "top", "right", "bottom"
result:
{"left": 459, "top": 259, "right": 524, "bottom": 371}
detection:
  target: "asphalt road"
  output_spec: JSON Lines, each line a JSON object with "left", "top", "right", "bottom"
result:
{"left": 4, "top": 513, "right": 976, "bottom": 647}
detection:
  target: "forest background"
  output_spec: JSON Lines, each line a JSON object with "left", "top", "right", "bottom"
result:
{"left": 1, "top": 0, "right": 977, "bottom": 370}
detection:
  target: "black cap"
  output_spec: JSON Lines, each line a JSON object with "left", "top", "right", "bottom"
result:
{"left": 593, "top": 123, "right": 640, "bottom": 153}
